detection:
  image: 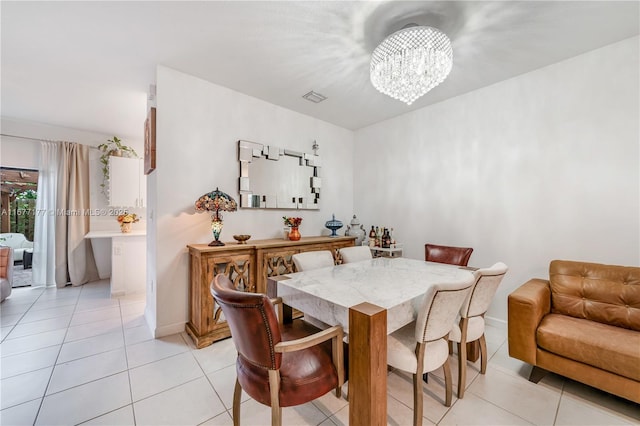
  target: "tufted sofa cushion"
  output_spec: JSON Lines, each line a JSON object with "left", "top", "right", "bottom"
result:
{"left": 537, "top": 313, "right": 640, "bottom": 381}
{"left": 549, "top": 260, "right": 640, "bottom": 331}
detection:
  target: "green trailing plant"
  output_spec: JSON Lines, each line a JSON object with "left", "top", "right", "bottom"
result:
{"left": 98, "top": 136, "right": 138, "bottom": 198}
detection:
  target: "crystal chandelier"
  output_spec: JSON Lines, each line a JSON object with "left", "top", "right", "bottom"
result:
{"left": 370, "top": 25, "right": 453, "bottom": 105}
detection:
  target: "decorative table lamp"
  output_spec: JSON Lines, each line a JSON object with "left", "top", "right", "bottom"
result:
{"left": 195, "top": 187, "right": 238, "bottom": 246}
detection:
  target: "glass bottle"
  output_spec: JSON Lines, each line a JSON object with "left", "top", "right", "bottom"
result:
{"left": 382, "top": 228, "right": 391, "bottom": 248}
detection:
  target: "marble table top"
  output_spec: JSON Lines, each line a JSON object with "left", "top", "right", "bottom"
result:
{"left": 278, "top": 257, "right": 474, "bottom": 334}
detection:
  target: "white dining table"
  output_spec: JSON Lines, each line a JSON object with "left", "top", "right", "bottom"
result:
{"left": 267, "top": 257, "right": 474, "bottom": 426}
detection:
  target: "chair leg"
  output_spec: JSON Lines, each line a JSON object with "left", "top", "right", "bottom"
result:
{"left": 413, "top": 342, "right": 425, "bottom": 426}
{"left": 413, "top": 373, "right": 424, "bottom": 426}
{"left": 448, "top": 340, "right": 453, "bottom": 355}
{"left": 457, "top": 318, "right": 469, "bottom": 399}
{"left": 232, "top": 378, "right": 241, "bottom": 426}
{"left": 268, "top": 370, "right": 282, "bottom": 426}
{"left": 332, "top": 331, "right": 344, "bottom": 399}
{"left": 479, "top": 334, "right": 488, "bottom": 374}
{"left": 443, "top": 360, "right": 453, "bottom": 407}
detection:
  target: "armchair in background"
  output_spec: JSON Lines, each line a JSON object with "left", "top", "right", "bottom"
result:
{"left": 1, "top": 247, "right": 14, "bottom": 302}
{"left": 0, "top": 233, "right": 34, "bottom": 263}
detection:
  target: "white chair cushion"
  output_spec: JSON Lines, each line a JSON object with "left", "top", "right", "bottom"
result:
{"left": 339, "top": 246, "right": 372, "bottom": 264}
{"left": 449, "top": 316, "right": 485, "bottom": 343}
{"left": 387, "top": 322, "right": 449, "bottom": 374}
{"left": 292, "top": 251, "right": 334, "bottom": 271}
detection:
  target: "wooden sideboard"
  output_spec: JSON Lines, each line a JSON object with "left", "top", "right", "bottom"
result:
{"left": 186, "top": 236, "right": 355, "bottom": 348}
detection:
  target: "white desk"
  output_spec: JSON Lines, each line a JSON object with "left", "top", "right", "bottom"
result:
{"left": 268, "top": 258, "right": 474, "bottom": 425}
{"left": 85, "top": 230, "right": 146, "bottom": 296}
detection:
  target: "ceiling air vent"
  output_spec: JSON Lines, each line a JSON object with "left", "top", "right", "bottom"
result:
{"left": 302, "top": 91, "right": 327, "bottom": 103}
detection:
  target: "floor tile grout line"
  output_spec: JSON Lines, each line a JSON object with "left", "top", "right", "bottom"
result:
{"left": 194, "top": 342, "right": 230, "bottom": 413}
{"left": 0, "top": 286, "right": 44, "bottom": 343}
{"left": 117, "top": 296, "right": 140, "bottom": 426}
{"left": 31, "top": 284, "right": 85, "bottom": 425}
{"left": 553, "top": 380, "right": 567, "bottom": 425}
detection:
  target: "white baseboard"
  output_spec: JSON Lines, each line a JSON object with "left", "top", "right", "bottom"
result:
{"left": 153, "top": 321, "right": 186, "bottom": 338}
{"left": 142, "top": 306, "right": 185, "bottom": 339}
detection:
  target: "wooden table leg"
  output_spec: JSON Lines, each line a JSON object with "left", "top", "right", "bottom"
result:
{"left": 349, "top": 303, "right": 387, "bottom": 426}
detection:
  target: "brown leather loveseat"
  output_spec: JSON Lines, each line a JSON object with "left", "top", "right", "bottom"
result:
{"left": 508, "top": 260, "right": 640, "bottom": 403}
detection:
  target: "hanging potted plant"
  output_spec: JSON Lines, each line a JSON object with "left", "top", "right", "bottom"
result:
{"left": 98, "top": 136, "right": 138, "bottom": 198}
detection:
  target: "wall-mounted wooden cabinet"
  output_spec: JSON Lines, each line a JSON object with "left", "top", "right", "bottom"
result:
{"left": 109, "top": 156, "right": 146, "bottom": 208}
{"left": 186, "top": 236, "right": 355, "bottom": 348}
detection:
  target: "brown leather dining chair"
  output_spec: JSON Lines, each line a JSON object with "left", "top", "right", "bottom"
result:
{"left": 425, "top": 243, "right": 474, "bottom": 267}
{"left": 210, "top": 274, "right": 344, "bottom": 426}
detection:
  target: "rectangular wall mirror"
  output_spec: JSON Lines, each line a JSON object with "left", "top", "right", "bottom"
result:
{"left": 238, "top": 140, "right": 320, "bottom": 210}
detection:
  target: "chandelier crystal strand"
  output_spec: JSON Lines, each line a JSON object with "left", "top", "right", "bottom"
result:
{"left": 370, "top": 26, "right": 453, "bottom": 105}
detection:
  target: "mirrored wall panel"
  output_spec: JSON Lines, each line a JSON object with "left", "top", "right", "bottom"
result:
{"left": 238, "top": 140, "right": 321, "bottom": 210}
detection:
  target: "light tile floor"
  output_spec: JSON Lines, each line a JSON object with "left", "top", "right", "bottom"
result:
{"left": 1, "top": 280, "right": 638, "bottom": 425}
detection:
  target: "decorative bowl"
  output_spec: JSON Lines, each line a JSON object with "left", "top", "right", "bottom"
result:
{"left": 233, "top": 234, "right": 251, "bottom": 244}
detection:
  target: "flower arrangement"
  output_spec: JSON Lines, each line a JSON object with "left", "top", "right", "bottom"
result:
{"left": 117, "top": 213, "right": 140, "bottom": 224}
{"left": 283, "top": 216, "right": 302, "bottom": 227}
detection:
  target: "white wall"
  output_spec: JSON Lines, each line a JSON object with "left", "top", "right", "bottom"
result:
{"left": 354, "top": 36, "right": 640, "bottom": 324}
{"left": 149, "top": 66, "right": 354, "bottom": 336}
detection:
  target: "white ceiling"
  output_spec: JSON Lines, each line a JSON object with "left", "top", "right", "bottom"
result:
{"left": 2, "top": 1, "right": 638, "bottom": 141}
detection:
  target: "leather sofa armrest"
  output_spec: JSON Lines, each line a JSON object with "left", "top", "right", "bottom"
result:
{"left": 508, "top": 278, "right": 551, "bottom": 365}
{"left": 21, "top": 241, "right": 34, "bottom": 249}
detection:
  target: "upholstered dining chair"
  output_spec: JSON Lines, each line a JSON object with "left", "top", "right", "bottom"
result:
{"left": 449, "top": 262, "right": 508, "bottom": 398}
{"left": 425, "top": 243, "right": 474, "bottom": 267}
{"left": 210, "top": 274, "right": 344, "bottom": 426}
{"left": 387, "top": 276, "right": 475, "bottom": 426}
{"left": 338, "top": 245, "right": 372, "bottom": 264}
{"left": 292, "top": 250, "right": 334, "bottom": 271}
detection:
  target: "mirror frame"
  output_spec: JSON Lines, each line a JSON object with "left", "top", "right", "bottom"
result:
{"left": 238, "top": 140, "right": 321, "bottom": 209}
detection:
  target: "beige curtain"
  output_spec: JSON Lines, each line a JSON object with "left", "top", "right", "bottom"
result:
{"left": 54, "top": 142, "right": 99, "bottom": 287}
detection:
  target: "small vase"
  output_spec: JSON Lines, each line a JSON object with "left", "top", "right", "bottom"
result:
{"left": 288, "top": 226, "right": 301, "bottom": 241}
{"left": 121, "top": 222, "right": 132, "bottom": 233}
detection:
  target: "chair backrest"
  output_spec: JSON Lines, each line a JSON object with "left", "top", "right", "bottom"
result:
{"left": 339, "top": 246, "right": 372, "bottom": 264}
{"left": 292, "top": 250, "right": 335, "bottom": 271}
{"left": 425, "top": 243, "right": 474, "bottom": 266}
{"left": 210, "top": 274, "right": 283, "bottom": 369}
{"left": 0, "top": 247, "right": 13, "bottom": 281}
{"left": 460, "top": 262, "right": 508, "bottom": 318}
{"left": 415, "top": 276, "right": 474, "bottom": 343}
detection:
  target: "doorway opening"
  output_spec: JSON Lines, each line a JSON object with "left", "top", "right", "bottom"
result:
{"left": 1, "top": 167, "right": 38, "bottom": 286}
